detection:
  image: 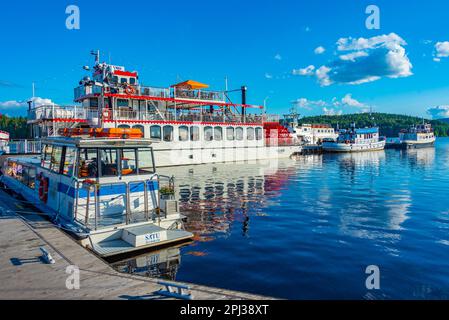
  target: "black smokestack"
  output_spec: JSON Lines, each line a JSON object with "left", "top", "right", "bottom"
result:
{"left": 241, "top": 85, "right": 247, "bottom": 121}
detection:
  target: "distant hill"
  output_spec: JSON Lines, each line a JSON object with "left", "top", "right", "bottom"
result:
{"left": 300, "top": 113, "right": 449, "bottom": 137}
{"left": 439, "top": 118, "right": 449, "bottom": 124}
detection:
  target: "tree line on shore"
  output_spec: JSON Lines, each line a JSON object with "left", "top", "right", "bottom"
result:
{"left": 1, "top": 112, "right": 449, "bottom": 139}
{"left": 300, "top": 113, "right": 449, "bottom": 137}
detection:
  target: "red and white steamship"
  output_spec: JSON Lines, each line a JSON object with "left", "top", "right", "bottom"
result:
{"left": 28, "top": 52, "right": 301, "bottom": 167}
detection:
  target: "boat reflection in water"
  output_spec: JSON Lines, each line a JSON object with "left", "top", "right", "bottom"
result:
{"left": 111, "top": 246, "right": 182, "bottom": 281}
{"left": 160, "top": 160, "right": 298, "bottom": 239}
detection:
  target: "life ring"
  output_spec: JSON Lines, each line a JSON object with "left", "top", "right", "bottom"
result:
{"left": 102, "top": 108, "right": 111, "bottom": 119}
{"left": 38, "top": 174, "right": 49, "bottom": 203}
{"left": 345, "top": 140, "right": 350, "bottom": 144}
{"left": 125, "top": 86, "right": 135, "bottom": 95}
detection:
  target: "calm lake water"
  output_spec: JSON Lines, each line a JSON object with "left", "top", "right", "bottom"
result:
{"left": 112, "top": 138, "right": 449, "bottom": 299}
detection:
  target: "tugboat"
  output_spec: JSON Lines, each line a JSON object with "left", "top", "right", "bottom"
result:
{"left": 386, "top": 123, "right": 435, "bottom": 149}
{"left": 0, "top": 128, "right": 193, "bottom": 257}
{"left": 322, "top": 124, "right": 386, "bottom": 153}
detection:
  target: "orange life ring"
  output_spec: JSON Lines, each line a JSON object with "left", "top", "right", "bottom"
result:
{"left": 38, "top": 174, "right": 49, "bottom": 203}
{"left": 125, "top": 86, "right": 135, "bottom": 95}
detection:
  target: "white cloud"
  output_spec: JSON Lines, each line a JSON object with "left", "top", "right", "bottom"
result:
{"left": 294, "top": 33, "right": 413, "bottom": 86}
{"left": 323, "top": 107, "right": 343, "bottom": 116}
{"left": 274, "top": 54, "right": 282, "bottom": 60}
{"left": 314, "top": 46, "right": 326, "bottom": 55}
{"left": 265, "top": 73, "right": 273, "bottom": 79}
{"left": 336, "top": 33, "right": 406, "bottom": 51}
{"left": 292, "top": 98, "right": 327, "bottom": 110}
{"left": 292, "top": 65, "right": 315, "bottom": 76}
{"left": 340, "top": 94, "right": 365, "bottom": 108}
{"left": 0, "top": 97, "right": 54, "bottom": 110}
{"left": 427, "top": 105, "right": 449, "bottom": 119}
{"left": 434, "top": 42, "right": 449, "bottom": 61}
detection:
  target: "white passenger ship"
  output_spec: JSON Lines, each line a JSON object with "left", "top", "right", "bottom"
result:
{"left": 27, "top": 52, "right": 301, "bottom": 167}
{"left": 399, "top": 123, "right": 435, "bottom": 149}
{"left": 322, "top": 125, "right": 386, "bottom": 152}
{"left": 0, "top": 128, "right": 193, "bottom": 257}
{"left": 294, "top": 124, "right": 338, "bottom": 145}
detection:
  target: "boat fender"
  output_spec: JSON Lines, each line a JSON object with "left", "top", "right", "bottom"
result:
{"left": 38, "top": 173, "right": 49, "bottom": 203}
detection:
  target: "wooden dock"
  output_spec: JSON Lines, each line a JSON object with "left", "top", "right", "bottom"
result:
{"left": 0, "top": 190, "right": 274, "bottom": 300}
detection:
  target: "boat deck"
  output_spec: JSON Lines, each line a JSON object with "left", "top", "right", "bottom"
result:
{"left": 0, "top": 190, "right": 274, "bottom": 300}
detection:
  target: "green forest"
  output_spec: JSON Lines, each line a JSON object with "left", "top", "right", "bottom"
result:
{"left": 300, "top": 113, "right": 449, "bottom": 137}
{"left": 0, "top": 116, "right": 29, "bottom": 139}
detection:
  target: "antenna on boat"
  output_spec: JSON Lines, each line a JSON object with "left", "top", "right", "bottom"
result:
{"left": 91, "top": 50, "right": 100, "bottom": 65}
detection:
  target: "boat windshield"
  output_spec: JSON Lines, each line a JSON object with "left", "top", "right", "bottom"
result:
{"left": 78, "top": 147, "right": 154, "bottom": 178}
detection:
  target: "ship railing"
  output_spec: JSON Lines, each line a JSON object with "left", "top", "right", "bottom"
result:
{"left": 173, "top": 88, "right": 225, "bottom": 102}
{"left": 139, "top": 86, "right": 171, "bottom": 98}
{"left": 264, "top": 114, "right": 280, "bottom": 122}
{"left": 28, "top": 104, "right": 88, "bottom": 121}
{"left": 5, "top": 140, "right": 42, "bottom": 154}
{"left": 74, "top": 174, "right": 175, "bottom": 231}
{"left": 110, "top": 109, "right": 264, "bottom": 124}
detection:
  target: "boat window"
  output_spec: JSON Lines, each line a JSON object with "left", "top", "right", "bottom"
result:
{"left": 138, "top": 148, "right": 155, "bottom": 174}
{"left": 120, "top": 78, "right": 128, "bottom": 84}
{"left": 50, "top": 146, "right": 63, "bottom": 173}
{"left": 24, "top": 166, "right": 36, "bottom": 189}
{"left": 99, "top": 149, "right": 119, "bottom": 177}
{"left": 129, "top": 78, "right": 136, "bottom": 85}
{"left": 118, "top": 124, "right": 130, "bottom": 129}
{"left": 179, "top": 126, "right": 189, "bottom": 141}
{"left": 78, "top": 148, "right": 99, "bottom": 178}
{"left": 5, "top": 161, "right": 24, "bottom": 183}
{"left": 63, "top": 147, "right": 76, "bottom": 177}
{"left": 247, "top": 127, "right": 255, "bottom": 140}
{"left": 226, "top": 127, "right": 235, "bottom": 141}
{"left": 163, "top": 126, "right": 174, "bottom": 142}
{"left": 236, "top": 127, "right": 244, "bottom": 141}
{"left": 119, "top": 149, "right": 137, "bottom": 176}
{"left": 133, "top": 125, "right": 145, "bottom": 136}
{"left": 150, "top": 125, "right": 161, "bottom": 140}
{"left": 112, "top": 76, "right": 118, "bottom": 83}
{"left": 41, "top": 144, "right": 53, "bottom": 169}
{"left": 214, "top": 127, "right": 223, "bottom": 141}
{"left": 190, "top": 126, "right": 199, "bottom": 141}
{"left": 256, "top": 127, "right": 263, "bottom": 140}
{"left": 204, "top": 126, "right": 213, "bottom": 141}
{"left": 117, "top": 99, "right": 129, "bottom": 107}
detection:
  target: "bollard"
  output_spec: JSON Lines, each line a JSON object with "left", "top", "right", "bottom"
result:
{"left": 40, "top": 247, "right": 55, "bottom": 264}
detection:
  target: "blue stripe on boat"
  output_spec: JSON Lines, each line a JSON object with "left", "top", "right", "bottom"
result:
{"left": 57, "top": 180, "right": 159, "bottom": 199}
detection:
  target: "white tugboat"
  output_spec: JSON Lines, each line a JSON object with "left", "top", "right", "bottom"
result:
{"left": 27, "top": 51, "right": 301, "bottom": 166}
{"left": 0, "top": 128, "right": 193, "bottom": 257}
{"left": 322, "top": 124, "right": 386, "bottom": 153}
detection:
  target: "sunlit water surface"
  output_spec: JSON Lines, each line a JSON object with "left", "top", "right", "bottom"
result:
{"left": 112, "top": 138, "right": 449, "bottom": 299}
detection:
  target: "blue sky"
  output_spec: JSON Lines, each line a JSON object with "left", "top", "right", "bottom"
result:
{"left": 1, "top": 0, "right": 449, "bottom": 118}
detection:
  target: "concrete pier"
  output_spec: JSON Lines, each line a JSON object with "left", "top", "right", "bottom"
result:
{"left": 0, "top": 190, "right": 273, "bottom": 300}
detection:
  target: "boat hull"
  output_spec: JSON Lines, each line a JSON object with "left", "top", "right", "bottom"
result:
{"left": 322, "top": 141, "right": 386, "bottom": 153}
{"left": 152, "top": 145, "right": 302, "bottom": 167}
